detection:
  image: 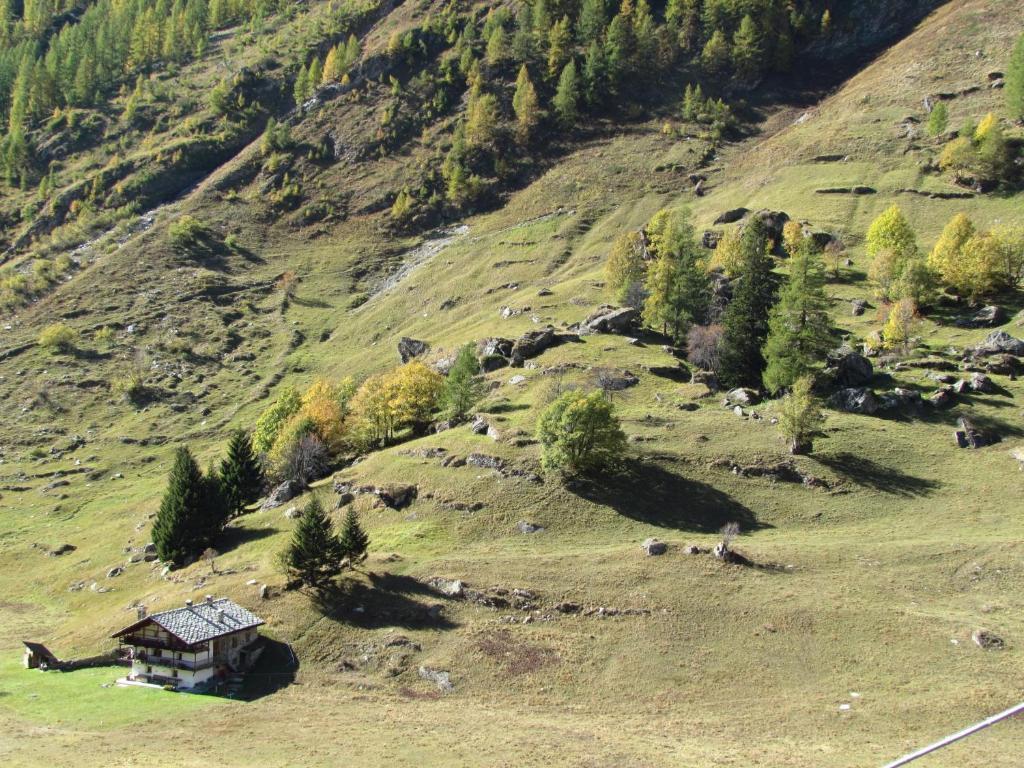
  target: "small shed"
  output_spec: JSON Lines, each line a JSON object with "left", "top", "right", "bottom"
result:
{"left": 23, "top": 641, "right": 59, "bottom": 670}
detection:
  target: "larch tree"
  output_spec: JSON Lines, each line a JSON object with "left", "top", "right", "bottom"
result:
{"left": 605, "top": 231, "right": 647, "bottom": 305}
{"left": 513, "top": 64, "right": 541, "bottom": 143}
{"left": 443, "top": 343, "right": 484, "bottom": 420}
{"left": 763, "top": 237, "right": 833, "bottom": 394}
{"left": 546, "top": 15, "right": 573, "bottom": 79}
{"left": 776, "top": 376, "right": 824, "bottom": 455}
{"left": 553, "top": 59, "right": 580, "bottom": 127}
{"left": 731, "top": 14, "right": 763, "bottom": 81}
{"left": 701, "top": 29, "right": 731, "bottom": 76}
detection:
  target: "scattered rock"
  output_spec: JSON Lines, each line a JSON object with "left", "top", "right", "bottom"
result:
{"left": 971, "top": 629, "right": 1005, "bottom": 650}
{"left": 825, "top": 349, "right": 874, "bottom": 388}
{"left": 725, "top": 388, "right": 760, "bottom": 406}
{"left": 537, "top": 287, "right": 553, "bottom": 296}
{"left": 508, "top": 375, "right": 526, "bottom": 386}
{"left": 878, "top": 388, "right": 922, "bottom": 412}
{"left": 466, "top": 453, "right": 506, "bottom": 470}
{"left": 284, "top": 506, "right": 302, "bottom": 519}
{"left": 683, "top": 545, "right": 706, "bottom": 555}
{"left": 968, "top": 373, "right": 995, "bottom": 393}
{"left": 470, "top": 415, "right": 490, "bottom": 435}
{"left": 829, "top": 387, "right": 879, "bottom": 415}
{"left": 106, "top": 566, "right": 124, "bottom": 578}
{"left": 971, "top": 331, "right": 1024, "bottom": 357}
{"left": 355, "top": 483, "right": 418, "bottom": 509}
{"left": 259, "top": 584, "right": 270, "bottom": 600}
{"left": 510, "top": 326, "right": 557, "bottom": 364}
{"left": 418, "top": 666, "right": 454, "bottom": 693}
{"left": 713, "top": 208, "right": 749, "bottom": 225}
{"left": 927, "top": 387, "right": 956, "bottom": 409}
{"left": 580, "top": 305, "right": 639, "bottom": 335}
{"left": 398, "top": 337, "right": 429, "bottom": 363}
{"left": 702, "top": 230, "right": 722, "bottom": 249}
{"left": 956, "top": 305, "right": 1006, "bottom": 328}
{"left": 516, "top": 520, "right": 544, "bottom": 534}
{"left": 46, "top": 543, "right": 76, "bottom": 557}
{"left": 262, "top": 479, "right": 304, "bottom": 510}
{"left": 554, "top": 601, "right": 581, "bottom": 614}
{"left": 851, "top": 299, "right": 868, "bottom": 316}
{"left": 428, "top": 577, "right": 465, "bottom": 597}
{"left": 955, "top": 416, "right": 998, "bottom": 449}
{"left": 641, "top": 538, "right": 667, "bottom": 556}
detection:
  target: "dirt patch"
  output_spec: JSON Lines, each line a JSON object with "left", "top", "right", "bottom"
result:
{"left": 476, "top": 630, "right": 558, "bottom": 676}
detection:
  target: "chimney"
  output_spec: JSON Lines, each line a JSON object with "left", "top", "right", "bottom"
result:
{"left": 185, "top": 599, "right": 193, "bottom": 608}
{"left": 137, "top": 605, "right": 147, "bottom": 620}
{"left": 205, "top": 595, "right": 213, "bottom": 605}
{"left": 216, "top": 610, "right": 225, "bottom": 623}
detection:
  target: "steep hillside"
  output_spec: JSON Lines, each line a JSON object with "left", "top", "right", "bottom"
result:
{"left": 1, "top": 0, "right": 1024, "bottom": 766}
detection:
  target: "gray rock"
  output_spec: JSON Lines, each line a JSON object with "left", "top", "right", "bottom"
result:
{"left": 641, "top": 538, "right": 668, "bottom": 556}
{"left": 581, "top": 305, "right": 639, "bottom": 335}
{"left": 284, "top": 506, "right": 302, "bottom": 519}
{"left": 713, "top": 208, "right": 749, "bottom": 225}
{"left": 418, "top": 666, "right": 454, "bottom": 692}
{"left": 262, "top": 479, "right": 303, "bottom": 510}
{"left": 516, "top": 520, "right": 544, "bottom": 534}
{"left": 851, "top": 299, "right": 868, "bottom": 316}
{"left": 956, "top": 305, "right": 1006, "bottom": 329}
{"left": 470, "top": 415, "right": 489, "bottom": 435}
{"left": 972, "top": 629, "right": 1004, "bottom": 650}
{"left": 466, "top": 453, "right": 506, "bottom": 470}
{"left": 143, "top": 542, "right": 157, "bottom": 554}
{"left": 480, "top": 337, "right": 514, "bottom": 359}
{"left": 829, "top": 387, "right": 879, "bottom": 415}
{"left": 956, "top": 416, "right": 997, "bottom": 449}
{"left": 259, "top": 584, "right": 270, "bottom": 600}
{"left": 355, "top": 483, "right": 418, "bottom": 509}
{"left": 968, "top": 373, "right": 995, "bottom": 393}
{"left": 510, "top": 326, "right": 557, "bottom": 364}
{"left": 554, "top": 601, "right": 581, "bottom": 614}
{"left": 508, "top": 375, "right": 526, "bottom": 386}
{"left": 972, "top": 331, "right": 1024, "bottom": 357}
{"left": 927, "top": 387, "right": 956, "bottom": 409}
{"left": 428, "top": 577, "right": 465, "bottom": 597}
{"left": 106, "top": 566, "right": 124, "bottom": 578}
{"left": 398, "top": 337, "right": 429, "bottom": 363}
{"left": 725, "top": 388, "right": 760, "bottom": 406}
{"left": 702, "top": 230, "right": 723, "bottom": 249}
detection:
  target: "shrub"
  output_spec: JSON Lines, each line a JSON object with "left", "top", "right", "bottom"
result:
{"left": 168, "top": 215, "right": 209, "bottom": 248}
{"left": 686, "top": 324, "right": 724, "bottom": 373}
{"left": 38, "top": 323, "right": 78, "bottom": 353}
{"left": 536, "top": 390, "right": 627, "bottom": 474}
{"left": 776, "top": 376, "right": 824, "bottom": 455}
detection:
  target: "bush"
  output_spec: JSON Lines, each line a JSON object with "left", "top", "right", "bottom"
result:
{"left": 38, "top": 323, "right": 78, "bottom": 353}
{"left": 686, "top": 324, "right": 724, "bottom": 373}
{"left": 536, "top": 390, "right": 627, "bottom": 475}
{"left": 168, "top": 215, "right": 209, "bottom": 248}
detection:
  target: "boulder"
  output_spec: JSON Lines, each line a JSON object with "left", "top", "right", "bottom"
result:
{"left": 596, "top": 369, "right": 640, "bottom": 391}
{"left": 581, "top": 305, "right": 640, "bottom": 335}
{"left": 702, "top": 230, "right": 723, "bottom": 249}
{"left": 851, "top": 299, "right": 868, "bottom": 317}
{"left": 641, "top": 538, "right": 668, "bottom": 556}
{"left": 713, "top": 208, "right": 749, "bottom": 225}
{"left": 510, "top": 326, "right": 556, "bottom": 363}
{"left": 878, "top": 388, "right": 922, "bottom": 411}
{"left": 374, "top": 484, "right": 418, "bottom": 509}
{"left": 470, "top": 415, "right": 490, "bottom": 435}
{"left": 480, "top": 337, "right": 514, "bottom": 359}
{"left": 968, "top": 373, "right": 995, "bottom": 393}
{"left": 927, "top": 387, "right": 956, "bottom": 409}
{"left": 259, "top": 584, "right": 270, "bottom": 600}
{"left": 956, "top": 305, "right": 1006, "bottom": 329}
{"left": 480, "top": 354, "right": 508, "bottom": 372}
{"left": 554, "top": 601, "right": 581, "bottom": 614}
{"left": 971, "top": 629, "right": 1005, "bottom": 650}
{"left": 143, "top": 542, "right": 157, "bottom": 554}
{"left": 829, "top": 387, "right": 879, "bottom": 415}
{"left": 955, "top": 416, "right": 997, "bottom": 449}
{"left": 262, "top": 479, "right": 303, "bottom": 510}
{"left": 398, "top": 337, "right": 429, "bottom": 363}
{"left": 106, "top": 566, "right": 124, "bottom": 578}
{"left": 826, "top": 349, "right": 874, "bottom": 388}
{"left": 418, "top": 666, "right": 454, "bottom": 693}
{"left": 284, "top": 506, "right": 302, "bottom": 519}
{"left": 466, "top": 453, "right": 506, "bottom": 470}
{"left": 971, "top": 331, "right": 1024, "bottom": 357}
{"left": 725, "top": 388, "right": 760, "bottom": 406}
{"left": 428, "top": 577, "right": 465, "bottom": 597}
{"left": 516, "top": 520, "right": 544, "bottom": 534}
{"left": 982, "top": 354, "right": 1022, "bottom": 376}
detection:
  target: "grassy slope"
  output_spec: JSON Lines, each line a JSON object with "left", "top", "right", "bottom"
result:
{"left": 2, "top": 0, "right": 1024, "bottom": 765}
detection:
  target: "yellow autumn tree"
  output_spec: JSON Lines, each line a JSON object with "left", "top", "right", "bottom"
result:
{"left": 882, "top": 298, "right": 918, "bottom": 353}
{"left": 604, "top": 231, "right": 648, "bottom": 305}
{"left": 391, "top": 361, "right": 444, "bottom": 432}
{"left": 927, "top": 213, "right": 976, "bottom": 290}
{"left": 709, "top": 229, "right": 744, "bottom": 277}
{"left": 782, "top": 220, "right": 805, "bottom": 257}
{"left": 300, "top": 377, "right": 355, "bottom": 450}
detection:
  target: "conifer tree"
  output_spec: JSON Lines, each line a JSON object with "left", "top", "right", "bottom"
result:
{"left": 546, "top": 15, "right": 573, "bottom": 80}
{"left": 604, "top": 11, "right": 633, "bottom": 89}
{"left": 486, "top": 25, "right": 509, "bottom": 66}
{"left": 322, "top": 44, "right": 344, "bottom": 83}
{"left": 307, "top": 57, "right": 322, "bottom": 94}
{"left": 338, "top": 507, "right": 370, "bottom": 563}
{"left": 553, "top": 59, "right": 579, "bottom": 127}
{"left": 443, "top": 343, "right": 484, "bottom": 419}
{"left": 763, "top": 238, "right": 833, "bottom": 394}
{"left": 642, "top": 213, "right": 709, "bottom": 342}
{"left": 1006, "top": 32, "right": 1024, "bottom": 120}
{"left": 293, "top": 63, "right": 309, "bottom": 106}
{"left": 582, "top": 40, "right": 607, "bottom": 108}
{"left": 513, "top": 64, "right": 541, "bottom": 143}
{"left": 343, "top": 33, "right": 361, "bottom": 68}
{"left": 281, "top": 496, "right": 344, "bottom": 589}
{"left": 512, "top": 2, "right": 535, "bottom": 63}
{"left": 731, "top": 14, "right": 763, "bottom": 81}
{"left": 701, "top": 29, "right": 731, "bottom": 76}
{"left": 717, "top": 219, "right": 777, "bottom": 389}
{"left": 927, "top": 101, "right": 948, "bottom": 137}
{"left": 578, "top": 0, "right": 607, "bottom": 43}
{"left": 152, "top": 446, "right": 207, "bottom": 566}
{"left": 218, "top": 429, "right": 264, "bottom": 517}
{"left": 605, "top": 231, "right": 647, "bottom": 305}
{"left": 776, "top": 375, "right": 824, "bottom": 455}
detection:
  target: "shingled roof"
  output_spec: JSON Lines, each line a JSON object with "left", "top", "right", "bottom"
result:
{"left": 112, "top": 597, "right": 264, "bottom": 645}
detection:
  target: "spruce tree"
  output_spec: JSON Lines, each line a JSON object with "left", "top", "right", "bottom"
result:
{"left": 219, "top": 429, "right": 264, "bottom": 517}
{"left": 1006, "top": 32, "right": 1024, "bottom": 120}
{"left": 578, "top": 0, "right": 607, "bottom": 43}
{"left": 717, "top": 219, "right": 778, "bottom": 390}
{"left": 444, "top": 343, "right": 484, "bottom": 419}
{"left": 731, "top": 15, "right": 763, "bottom": 81}
{"left": 152, "top": 446, "right": 207, "bottom": 566}
{"left": 546, "top": 15, "right": 573, "bottom": 80}
{"left": 201, "top": 460, "right": 229, "bottom": 546}
{"left": 582, "top": 40, "right": 607, "bottom": 108}
{"left": 281, "top": 496, "right": 344, "bottom": 589}
{"left": 338, "top": 507, "right": 370, "bottom": 563}
{"left": 762, "top": 238, "right": 833, "bottom": 394}
{"left": 553, "top": 59, "right": 579, "bottom": 127}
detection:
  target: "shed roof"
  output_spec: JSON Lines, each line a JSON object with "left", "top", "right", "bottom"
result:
{"left": 22, "top": 641, "right": 58, "bottom": 660}
{"left": 112, "top": 598, "right": 264, "bottom": 645}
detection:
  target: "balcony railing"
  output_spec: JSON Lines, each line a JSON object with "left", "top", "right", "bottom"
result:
{"left": 134, "top": 653, "right": 225, "bottom": 672}
{"left": 119, "top": 634, "right": 199, "bottom": 653}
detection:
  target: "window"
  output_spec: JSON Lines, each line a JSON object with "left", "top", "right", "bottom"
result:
{"left": 172, "top": 669, "right": 178, "bottom": 678}
{"left": 146, "top": 665, "right": 152, "bottom": 674}
{"left": 232, "top": 636, "right": 238, "bottom": 648}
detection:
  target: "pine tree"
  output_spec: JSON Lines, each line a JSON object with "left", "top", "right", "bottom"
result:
{"left": 201, "top": 460, "right": 229, "bottom": 545}
{"left": 307, "top": 57, "right": 322, "bottom": 94}
{"left": 763, "top": 238, "right": 833, "bottom": 394}
{"left": 701, "top": 29, "right": 731, "bottom": 76}
{"left": 553, "top": 59, "right": 579, "bottom": 127}
{"left": 293, "top": 63, "right": 309, "bottom": 106}
{"left": 152, "top": 446, "right": 207, "bottom": 566}
{"left": 604, "top": 11, "right": 633, "bottom": 89}
{"left": 281, "top": 496, "right": 344, "bottom": 589}
{"left": 513, "top": 64, "right": 541, "bottom": 143}
{"left": 322, "top": 44, "right": 344, "bottom": 83}
{"left": 218, "top": 429, "right": 264, "bottom": 517}
{"left": 486, "top": 25, "right": 509, "bottom": 66}
{"left": 1006, "top": 32, "right": 1024, "bottom": 120}
{"left": 443, "top": 343, "right": 484, "bottom": 419}
{"left": 512, "top": 2, "right": 535, "bottom": 63}
{"left": 582, "top": 40, "right": 607, "bottom": 108}
{"left": 717, "top": 219, "right": 778, "bottom": 389}
{"left": 338, "top": 507, "right": 370, "bottom": 563}
{"left": 343, "top": 33, "right": 361, "bottom": 68}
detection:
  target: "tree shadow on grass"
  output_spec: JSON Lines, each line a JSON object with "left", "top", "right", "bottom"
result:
{"left": 312, "top": 573, "right": 458, "bottom": 630}
{"left": 238, "top": 637, "right": 297, "bottom": 701}
{"left": 216, "top": 525, "right": 278, "bottom": 555}
{"left": 813, "top": 453, "right": 940, "bottom": 497}
{"left": 566, "top": 460, "right": 768, "bottom": 533}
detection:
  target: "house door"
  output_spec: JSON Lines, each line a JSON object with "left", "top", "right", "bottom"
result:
{"left": 213, "top": 639, "right": 222, "bottom": 656}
